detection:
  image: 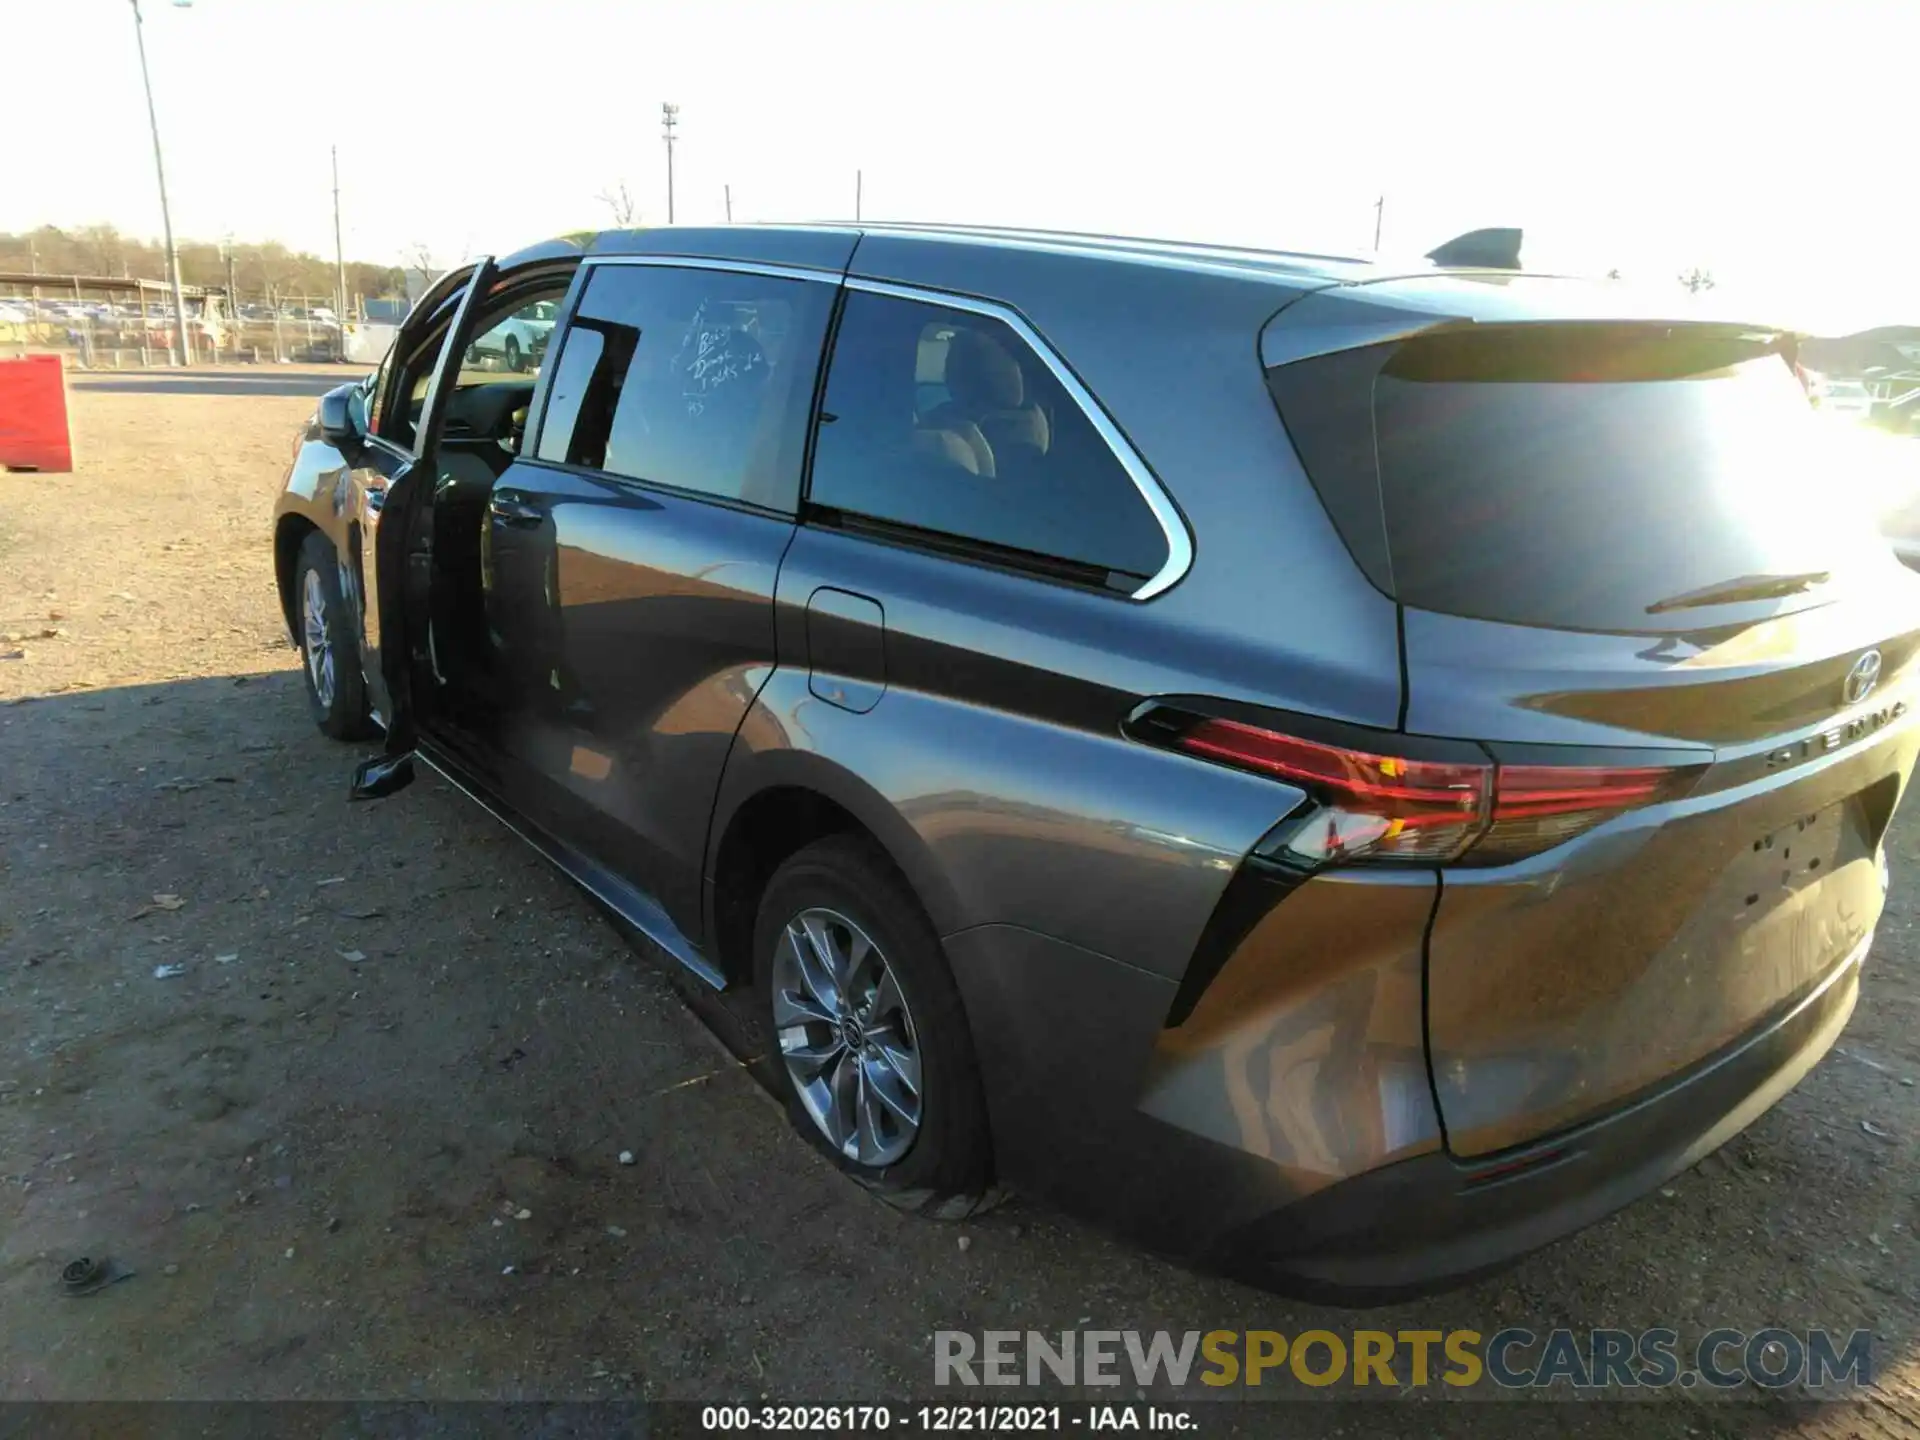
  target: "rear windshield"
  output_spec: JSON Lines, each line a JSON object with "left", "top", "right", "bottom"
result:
{"left": 1270, "top": 325, "right": 1882, "bottom": 632}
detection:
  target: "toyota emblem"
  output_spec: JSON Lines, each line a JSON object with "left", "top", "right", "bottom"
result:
{"left": 1844, "top": 649, "right": 1883, "bottom": 706}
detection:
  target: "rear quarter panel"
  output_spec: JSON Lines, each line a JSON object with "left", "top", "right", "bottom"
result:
{"left": 712, "top": 526, "right": 1300, "bottom": 976}
{"left": 705, "top": 242, "right": 1421, "bottom": 1213}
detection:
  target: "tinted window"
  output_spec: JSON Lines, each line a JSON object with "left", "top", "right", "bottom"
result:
{"left": 808, "top": 290, "right": 1169, "bottom": 585}
{"left": 537, "top": 265, "right": 833, "bottom": 511}
{"left": 1272, "top": 327, "right": 1880, "bottom": 631}
{"left": 367, "top": 346, "right": 397, "bottom": 437}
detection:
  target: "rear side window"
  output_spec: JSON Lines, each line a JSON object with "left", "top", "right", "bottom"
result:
{"left": 1270, "top": 326, "right": 1877, "bottom": 631}
{"left": 537, "top": 264, "right": 833, "bottom": 512}
{"left": 808, "top": 290, "right": 1169, "bottom": 588}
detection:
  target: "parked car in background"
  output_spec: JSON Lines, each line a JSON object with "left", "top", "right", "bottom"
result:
{"left": 465, "top": 297, "right": 555, "bottom": 371}
{"left": 1817, "top": 378, "right": 1877, "bottom": 421}
{"left": 273, "top": 224, "right": 1920, "bottom": 1298}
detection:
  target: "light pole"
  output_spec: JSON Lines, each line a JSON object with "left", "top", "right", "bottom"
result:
{"left": 661, "top": 102, "right": 679, "bottom": 223}
{"left": 130, "top": 0, "right": 191, "bottom": 367}
{"left": 332, "top": 145, "right": 348, "bottom": 324}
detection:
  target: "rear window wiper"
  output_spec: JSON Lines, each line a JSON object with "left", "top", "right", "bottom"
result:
{"left": 1645, "top": 570, "right": 1831, "bottom": 614}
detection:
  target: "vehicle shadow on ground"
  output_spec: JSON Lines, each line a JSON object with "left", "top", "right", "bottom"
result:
{"left": 0, "top": 673, "right": 1912, "bottom": 1430}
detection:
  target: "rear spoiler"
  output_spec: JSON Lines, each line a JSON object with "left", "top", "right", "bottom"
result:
{"left": 1263, "top": 274, "right": 1791, "bottom": 371}
{"left": 1426, "top": 228, "right": 1523, "bottom": 270}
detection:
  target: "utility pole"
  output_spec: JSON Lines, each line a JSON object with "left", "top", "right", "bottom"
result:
{"left": 725, "top": 184, "right": 732, "bottom": 223}
{"left": 856, "top": 170, "right": 863, "bottom": 222}
{"left": 661, "top": 103, "right": 679, "bottom": 223}
{"left": 225, "top": 234, "right": 239, "bottom": 359}
{"left": 130, "top": 0, "right": 191, "bottom": 367}
{"left": 1373, "top": 194, "right": 1385, "bottom": 251}
{"left": 332, "top": 145, "right": 348, "bottom": 323}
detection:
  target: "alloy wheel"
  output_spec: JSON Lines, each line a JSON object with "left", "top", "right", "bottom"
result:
{"left": 771, "top": 906, "right": 923, "bottom": 1166}
{"left": 301, "top": 567, "right": 335, "bottom": 709}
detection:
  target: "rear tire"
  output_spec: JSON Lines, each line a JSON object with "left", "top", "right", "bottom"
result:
{"left": 753, "top": 835, "right": 993, "bottom": 1217}
{"left": 504, "top": 335, "right": 524, "bottom": 372}
{"left": 294, "top": 531, "right": 374, "bottom": 741}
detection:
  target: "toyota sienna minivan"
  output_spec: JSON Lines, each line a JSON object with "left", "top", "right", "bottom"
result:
{"left": 273, "top": 222, "right": 1920, "bottom": 1297}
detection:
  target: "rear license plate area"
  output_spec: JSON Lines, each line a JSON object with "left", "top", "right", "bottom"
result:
{"left": 1732, "top": 802, "right": 1855, "bottom": 918}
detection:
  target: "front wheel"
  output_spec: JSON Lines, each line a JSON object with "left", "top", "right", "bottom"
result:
{"left": 294, "top": 531, "right": 374, "bottom": 741}
{"left": 503, "top": 335, "right": 524, "bottom": 372}
{"left": 753, "top": 836, "right": 993, "bottom": 1217}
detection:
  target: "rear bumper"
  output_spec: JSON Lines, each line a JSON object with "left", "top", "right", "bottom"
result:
{"left": 1208, "top": 931, "right": 1866, "bottom": 1302}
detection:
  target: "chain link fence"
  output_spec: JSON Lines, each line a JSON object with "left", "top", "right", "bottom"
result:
{"left": 0, "top": 284, "right": 371, "bottom": 367}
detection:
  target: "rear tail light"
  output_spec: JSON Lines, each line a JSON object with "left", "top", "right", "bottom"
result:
{"left": 1177, "top": 719, "right": 1488, "bottom": 862}
{"left": 1160, "top": 715, "right": 1698, "bottom": 867}
{"left": 1474, "top": 763, "right": 1696, "bottom": 862}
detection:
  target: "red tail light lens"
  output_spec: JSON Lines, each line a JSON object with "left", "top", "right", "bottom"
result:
{"left": 1164, "top": 716, "right": 1699, "bottom": 866}
{"left": 1474, "top": 763, "right": 1695, "bottom": 861}
{"left": 1175, "top": 718, "right": 1490, "bottom": 863}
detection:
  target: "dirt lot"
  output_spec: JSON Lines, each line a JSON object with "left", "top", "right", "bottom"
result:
{"left": 2, "top": 370, "right": 1919, "bottom": 1434}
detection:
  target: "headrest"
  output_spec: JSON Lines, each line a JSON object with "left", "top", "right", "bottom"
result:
{"left": 945, "top": 328, "right": 1024, "bottom": 410}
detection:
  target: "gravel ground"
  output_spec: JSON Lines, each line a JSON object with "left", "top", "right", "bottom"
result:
{"left": 1, "top": 371, "right": 1918, "bottom": 1435}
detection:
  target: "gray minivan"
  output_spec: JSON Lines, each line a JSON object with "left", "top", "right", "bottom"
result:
{"left": 273, "top": 223, "right": 1920, "bottom": 1297}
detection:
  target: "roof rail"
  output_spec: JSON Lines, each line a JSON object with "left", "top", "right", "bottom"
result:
{"left": 836, "top": 219, "right": 1372, "bottom": 268}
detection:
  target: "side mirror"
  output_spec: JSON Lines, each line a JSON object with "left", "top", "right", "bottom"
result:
{"left": 318, "top": 382, "right": 367, "bottom": 452}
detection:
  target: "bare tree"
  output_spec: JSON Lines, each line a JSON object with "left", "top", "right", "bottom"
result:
{"left": 1605, "top": 268, "right": 1622, "bottom": 281}
{"left": 596, "top": 181, "right": 639, "bottom": 228}
{"left": 74, "top": 223, "right": 126, "bottom": 277}
{"left": 407, "top": 243, "right": 439, "bottom": 293}
{"left": 1678, "top": 267, "right": 1716, "bottom": 295}
{"left": 0, "top": 223, "right": 403, "bottom": 300}
{"left": 251, "top": 241, "right": 294, "bottom": 309}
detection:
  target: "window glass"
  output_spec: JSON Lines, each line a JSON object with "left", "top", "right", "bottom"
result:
{"left": 1270, "top": 326, "right": 1881, "bottom": 631}
{"left": 536, "top": 265, "right": 833, "bottom": 511}
{"left": 375, "top": 293, "right": 458, "bottom": 450}
{"left": 462, "top": 298, "right": 556, "bottom": 376}
{"left": 366, "top": 346, "right": 395, "bottom": 436}
{"left": 412, "top": 293, "right": 564, "bottom": 447}
{"left": 807, "top": 290, "right": 1169, "bottom": 584}
{"left": 378, "top": 282, "right": 570, "bottom": 451}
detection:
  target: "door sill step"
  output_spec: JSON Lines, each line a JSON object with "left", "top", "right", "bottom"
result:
{"left": 416, "top": 742, "right": 726, "bottom": 991}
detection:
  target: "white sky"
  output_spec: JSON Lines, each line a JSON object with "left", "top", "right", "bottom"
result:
{"left": 9, "top": 0, "right": 1918, "bottom": 331}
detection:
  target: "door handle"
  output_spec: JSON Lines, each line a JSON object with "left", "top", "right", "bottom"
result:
{"left": 489, "top": 493, "right": 545, "bottom": 527}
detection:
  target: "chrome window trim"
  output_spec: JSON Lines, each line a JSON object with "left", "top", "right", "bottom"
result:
{"left": 843, "top": 277, "right": 1194, "bottom": 601}
{"left": 579, "top": 253, "right": 841, "bottom": 284}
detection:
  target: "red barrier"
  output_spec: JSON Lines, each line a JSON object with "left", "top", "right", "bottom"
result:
{"left": 0, "top": 355, "right": 75, "bottom": 472}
